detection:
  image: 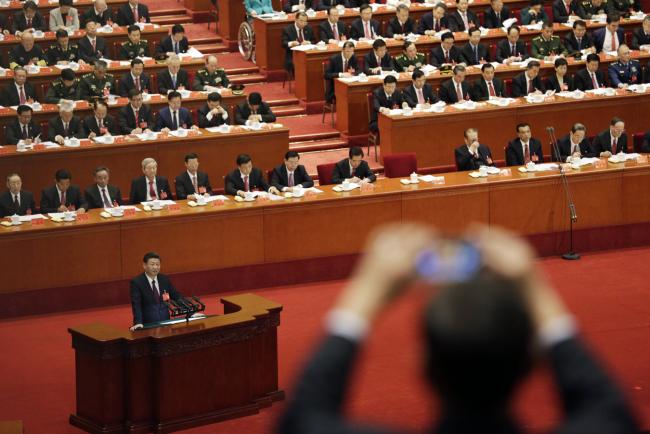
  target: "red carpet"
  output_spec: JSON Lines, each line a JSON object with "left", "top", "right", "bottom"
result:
{"left": 1, "top": 247, "right": 649, "bottom": 433}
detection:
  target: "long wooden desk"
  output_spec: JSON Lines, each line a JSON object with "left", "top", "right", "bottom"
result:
{"left": 293, "top": 19, "right": 645, "bottom": 108}
{"left": 378, "top": 89, "right": 650, "bottom": 169}
{"left": 254, "top": 0, "right": 531, "bottom": 79}
{"left": 0, "top": 25, "right": 170, "bottom": 67}
{"left": 69, "top": 293, "right": 283, "bottom": 433}
{"left": 0, "top": 0, "right": 127, "bottom": 14}
{"left": 337, "top": 51, "right": 650, "bottom": 142}
{"left": 0, "top": 124, "right": 289, "bottom": 202}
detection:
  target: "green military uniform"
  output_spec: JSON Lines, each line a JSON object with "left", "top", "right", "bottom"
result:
{"left": 607, "top": 0, "right": 639, "bottom": 17}
{"left": 119, "top": 40, "right": 149, "bottom": 60}
{"left": 531, "top": 35, "right": 568, "bottom": 59}
{"left": 45, "top": 43, "right": 80, "bottom": 66}
{"left": 79, "top": 72, "right": 116, "bottom": 101}
{"left": 579, "top": 0, "right": 609, "bottom": 17}
{"left": 45, "top": 78, "right": 82, "bottom": 103}
{"left": 393, "top": 53, "right": 426, "bottom": 72}
{"left": 8, "top": 45, "right": 47, "bottom": 69}
{"left": 192, "top": 68, "right": 230, "bottom": 91}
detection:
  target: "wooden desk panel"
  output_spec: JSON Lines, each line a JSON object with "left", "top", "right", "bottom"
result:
{"left": 622, "top": 166, "right": 650, "bottom": 224}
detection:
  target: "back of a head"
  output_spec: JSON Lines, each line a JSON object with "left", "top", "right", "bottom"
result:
{"left": 423, "top": 270, "right": 534, "bottom": 414}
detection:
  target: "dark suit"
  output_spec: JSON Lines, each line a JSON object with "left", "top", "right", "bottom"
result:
{"left": 590, "top": 129, "right": 628, "bottom": 155}
{"left": 459, "top": 42, "right": 490, "bottom": 65}
{"left": 316, "top": 0, "right": 349, "bottom": 10}
{"left": 83, "top": 114, "right": 119, "bottom": 136}
{"left": 84, "top": 184, "right": 123, "bottom": 209}
{"left": 564, "top": 32, "right": 595, "bottom": 55}
{"left": 319, "top": 20, "right": 347, "bottom": 42}
{"left": 117, "top": 104, "right": 154, "bottom": 133}
{"left": 505, "top": 138, "right": 544, "bottom": 166}
{"left": 154, "top": 107, "right": 193, "bottom": 131}
{"left": 348, "top": 18, "right": 381, "bottom": 40}
{"left": 631, "top": 28, "right": 650, "bottom": 50}
{"left": 129, "top": 176, "right": 172, "bottom": 204}
{"left": 270, "top": 164, "right": 314, "bottom": 190}
{"left": 642, "top": 131, "right": 650, "bottom": 153}
{"left": 77, "top": 36, "right": 107, "bottom": 64}
{"left": 369, "top": 87, "right": 403, "bottom": 132}
{"left": 555, "top": 134, "right": 592, "bottom": 161}
{"left": 385, "top": 17, "right": 415, "bottom": 37}
{"left": 553, "top": 0, "right": 586, "bottom": 22}
{"left": 545, "top": 74, "right": 575, "bottom": 92}
{"left": 234, "top": 102, "right": 276, "bottom": 125}
{"left": 455, "top": 144, "right": 493, "bottom": 170}
{"left": 416, "top": 13, "right": 450, "bottom": 34}
{"left": 430, "top": 46, "right": 462, "bottom": 67}
{"left": 175, "top": 171, "right": 212, "bottom": 200}
{"left": 511, "top": 72, "right": 545, "bottom": 97}
{"left": 363, "top": 52, "right": 394, "bottom": 75}
{"left": 483, "top": 6, "right": 511, "bottom": 28}
{"left": 130, "top": 273, "right": 182, "bottom": 325}
{"left": 471, "top": 78, "right": 506, "bottom": 101}
{"left": 47, "top": 116, "right": 84, "bottom": 141}
{"left": 495, "top": 39, "right": 528, "bottom": 63}
{"left": 5, "top": 120, "right": 41, "bottom": 145}
{"left": 11, "top": 11, "right": 47, "bottom": 33}
{"left": 402, "top": 83, "right": 440, "bottom": 107}
{"left": 573, "top": 67, "right": 605, "bottom": 91}
{"left": 324, "top": 54, "right": 360, "bottom": 102}
{"left": 448, "top": 10, "right": 480, "bottom": 32}
{"left": 0, "top": 190, "right": 36, "bottom": 217}
{"left": 156, "top": 69, "right": 190, "bottom": 94}
{"left": 224, "top": 167, "right": 270, "bottom": 195}
{"left": 155, "top": 35, "right": 189, "bottom": 56}
{"left": 592, "top": 27, "right": 625, "bottom": 53}
{"left": 281, "top": 24, "right": 315, "bottom": 70}
{"left": 1, "top": 82, "right": 37, "bottom": 107}
{"left": 40, "top": 184, "right": 88, "bottom": 213}
{"left": 283, "top": 0, "right": 314, "bottom": 12}
{"left": 439, "top": 78, "right": 472, "bottom": 103}
{"left": 197, "top": 104, "right": 229, "bottom": 128}
{"left": 116, "top": 3, "right": 150, "bottom": 25}
{"left": 117, "top": 73, "right": 152, "bottom": 97}
{"left": 81, "top": 7, "right": 114, "bottom": 26}
{"left": 332, "top": 158, "right": 376, "bottom": 183}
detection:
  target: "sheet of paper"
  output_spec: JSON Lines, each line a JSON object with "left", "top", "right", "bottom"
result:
{"left": 140, "top": 200, "right": 177, "bottom": 206}
{"left": 19, "top": 214, "right": 48, "bottom": 222}
{"left": 104, "top": 205, "right": 142, "bottom": 212}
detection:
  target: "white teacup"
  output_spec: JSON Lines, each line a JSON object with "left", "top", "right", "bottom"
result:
{"left": 63, "top": 211, "right": 75, "bottom": 221}
{"left": 244, "top": 192, "right": 255, "bottom": 201}
{"left": 479, "top": 166, "right": 489, "bottom": 176}
{"left": 342, "top": 180, "right": 350, "bottom": 189}
{"left": 10, "top": 214, "right": 20, "bottom": 225}
{"left": 218, "top": 124, "right": 230, "bottom": 133}
{"left": 292, "top": 186, "right": 305, "bottom": 197}
{"left": 110, "top": 207, "right": 124, "bottom": 216}
{"left": 31, "top": 102, "right": 42, "bottom": 111}
{"left": 151, "top": 200, "right": 162, "bottom": 210}
{"left": 175, "top": 129, "right": 188, "bottom": 137}
{"left": 196, "top": 195, "right": 207, "bottom": 205}
{"left": 526, "top": 161, "right": 536, "bottom": 171}
{"left": 0, "top": 68, "right": 6, "bottom": 77}
{"left": 410, "top": 172, "right": 418, "bottom": 182}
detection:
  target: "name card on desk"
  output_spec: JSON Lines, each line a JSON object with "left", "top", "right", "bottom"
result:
{"left": 31, "top": 217, "right": 45, "bottom": 226}
{"left": 33, "top": 143, "right": 45, "bottom": 151}
{"left": 0, "top": 148, "right": 9, "bottom": 154}
{"left": 168, "top": 203, "right": 181, "bottom": 212}
{"left": 124, "top": 208, "right": 136, "bottom": 217}
{"left": 212, "top": 199, "right": 225, "bottom": 207}
{"left": 77, "top": 213, "right": 90, "bottom": 222}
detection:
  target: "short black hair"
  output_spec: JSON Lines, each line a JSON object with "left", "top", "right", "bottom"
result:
{"left": 359, "top": 3, "right": 371, "bottom": 12}
{"left": 327, "top": 6, "right": 338, "bottom": 15}
{"left": 373, "top": 39, "right": 387, "bottom": 50}
{"left": 412, "top": 69, "right": 425, "bottom": 80}
{"left": 542, "top": 21, "right": 553, "bottom": 29}
{"left": 128, "top": 88, "right": 142, "bottom": 99}
{"left": 94, "top": 166, "right": 109, "bottom": 175}
{"left": 516, "top": 122, "right": 530, "bottom": 132}
{"left": 55, "top": 29, "right": 68, "bottom": 39}
{"left": 554, "top": 57, "right": 568, "bottom": 68}
{"left": 573, "top": 19, "right": 587, "bottom": 29}
{"left": 526, "top": 60, "right": 540, "bottom": 69}
{"left": 529, "top": 0, "right": 542, "bottom": 6}
{"left": 167, "top": 90, "right": 182, "bottom": 101}
{"left": 342, "top": 40, "right": 355, "bottom": 50}
{"left": 481, "top": 63, "right": 494, "bottom": 72}
{"left": 285, "top": 150, "right": 300, "bottom": 160}
{"left": 127, "top": 24, "right": 140, "bottom": 34}
{"left": 236, "top": 153, "right": 252, "bottom": 166}
{"left": 586, "top": 53, "right": 600, "bottom": 63}
{"left": 55, "top": 169, "right": 71, "bottom": 182}
{"left": 143, "top": 252, "right": 160, "bottom": 263}
{"left": 131, "top": 58, "right": 144, "bottom": 68}
{"left": 507, "top": 25, "right": 520, "bottom": 34}
{"left": 207, "top": 92, "right": 222, "bottom": 102}
{"left": 61, "top": 68, "right": 75, "bottom": 81}
{"left": 248, "top": 92, "right": 262, "bottom": 105}
{"left": 607, "top": 13, "right": 620, "bottom": 23}
{"left": 467, "top": 26, "right": 481, "bottom": 37}
{"left": 384, "top": 75, "right": 397, "bottom": 85}
{"left": 403, "top": 41, "right": 416, "bottom": 51}
{"left": 23, "top": 1, "right": 37, "bottom": 10}
{"left": 171, "top": 24, "right": 185, "bottom": 34}
{"left": 93, "top": 99, "right": 108, "bottom": 110}
{"left": 184, "top": 152, "right": 198, "bottom": 162}
{"left": 440, "top": 32, "right": 455, "bottom": 42}
{"left": 349, "top": 146, "right": 364, "bottom": 158}
{"left": 571, "top": 122, "right": 586, "bottom": 133}
{"left": 453, "top": 64, "right": 466, "bottom": 75}
{"left": 610, "top": 117, "right": 624, "bottom": 126}
{"left": 17, "top": 105, "right": 32, "bottom": 115}
{"left": 59, "top": 0, "right": 73, "bottom": 6}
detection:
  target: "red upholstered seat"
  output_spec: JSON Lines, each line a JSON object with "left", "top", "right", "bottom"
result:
{"left": 317, "top": 163, "right": 337, "bottom": 185}
{"left": 383, "top": 153, "right": 417, "bottom": 178}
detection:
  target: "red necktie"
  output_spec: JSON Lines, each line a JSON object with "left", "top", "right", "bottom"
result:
{"left": 343, "top": 58, "right": 348, "bottom": 73}
{"left": 445, "top": 50, "right": 450, "bottom": 63}
{"left": 612, "top": 137, "right": 617, "bottom": 154}
{"left": 134, "top": 109, "right": 139, "bottom": 126}
{"left": 591, "top": 72, "right": 599, "bottom": 89}
{"left": 565, "top": 2, "right": 570, "bottom": 14}
{"left": 488, "top": 81, "right": 496, "bottom": 97}
{"left": 133, "top": 6, "right": 139, "bottom": 22}
{"left": 528, "top": 79, "right": 534, "bottom": 94}
{"left": 151, "top": 280, "right": 160, "bottom": 301}
{"left": 135, "top": 76, "right": 140, "bottom": 91}
{"left": 192, "top": 175, "right": 198, "bottom": 192}
{"left": 60, "top": 190, "right": 66, "bottom": 207}
{"left": 288, "top": 172, "right": 294, "bottom": 187}
{"left": 148, "top": 180, "right": 157, "bottom": 199}
{"left": 19, "top": 86, "right": 26, "bottom": 104}
{"left": 101, "top": 188, "right": 112, "bottom": 207}
{"left": 434, "top": 19, "right": 440, "bottom": 32}
{"left": 456, "top": 82, "right": 463, "bottom": 101}
{"left": 416, "top": 87, "right": 425, "bottom": 104}
{"left": 91, "top": 38, "right": 96, "bottom": 51}
{"left": 298, "top": 29, "right": 304, "bottom": 43}
{"left": 611, "top": 31, "right": 617, "bottom": 50}
{"left": 27, "top": 17, "right": 32, "bottom": 27}
{"left": 364, "top": 21, "right": 371, "bottom": 39}
{"left": 244, "top": 175, "right": 250, "bottom": 192}
{"left": 524, "top": 142, "right": 530, "bottom": 163}
{"left": 332, "top": 24, "right": 339, "bottom": 40}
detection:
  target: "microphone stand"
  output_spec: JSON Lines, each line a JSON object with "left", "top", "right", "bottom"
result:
{"left": 547, "top": 127, "right": 580, "bottom": 260}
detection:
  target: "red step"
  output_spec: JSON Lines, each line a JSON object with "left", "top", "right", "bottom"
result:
{"left": 274, "top": 105, "right": 307, "bottom": 117}
{"left": 290, "top": 138, "right": 348, "bottom": 153}
{"left": 149, "top": 8, "right": 187, "bottom": 17}
{"left": 151, "top": 15, "right": 193, "bottom": 25}
{"left": 290, "top": 130, "right": 340, "bottom": 143}
{"left": 189, "top": 35, "right": 223, "bottom": 44}
{"left": 193, "top": 43, "right": 229, "bottom": 54}
{"left": 229, "top": 73, "right": 268, "bottom": 85}
{"left": 267, "top": 97, "right": 299, "bottom": 107}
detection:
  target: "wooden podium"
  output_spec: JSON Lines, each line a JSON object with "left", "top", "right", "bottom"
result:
{"left": 68, "top": 294, "right": 284, "bottom": 433}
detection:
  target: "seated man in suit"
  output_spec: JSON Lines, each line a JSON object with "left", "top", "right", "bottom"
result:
{"left": 403, "top": 69, "right": 439, "bottom": 107}
{"left": 0, "top": 14, "right": 9, "bottom": 36}
{"left": 324, "top": 41, "right": 359, "bottom": 103}
{"left": 369, "top": 75, "right": 403, "bottom": 133}
{"left": 11, "top": 1, "right": 47, "bottom": 35}
{"left": 224, "top": 154, "right": 280, "bottom": 197}
{"left": 609, "top": 44, "right": 642, "bottom": 88}
{"left": 417, "top": 3, "right": 450, "bottom": 35}
{"left": 581, "top": 0, "right": 608, "bottom": 18}
{"left": 394, "top": 41, "right": 426, "bottom": 73}
{"left": 284, "top": 0, "right": 314, "bottom": 13}
{"left": 573, "top": 53, "right": 606, "bottom": 90}
{"left": 459, "top": 27, "right": 490, "bottom": 65}
{"left": 484, "top": 0, "right": 511, "bottom": 28}
{"left": 455, "top": 127, "right": 494, "bottom": 171}
{"left": 386, "top": 4, "right": 415, "bottom": 38}
{"left": 471, "top": 63, "right": 506, "bottom": 101}
{"left": 84, "top": 99, "right": 119, "bottom": 138}
{"left": 175, "top": 152, "right": 213, "bottom": 200}
{"left": 84, "top": 166, "right": 123, "bottom": 209}
{"left": 157, "top": 55, "right": 190, "bottom": 94}
{"left": 496, "top": 25, "right": 528, "bottom": 64}
{"left": 118, "top": 89, "right": 154, "bottom": 134}
{"left": 631, "top": 15, "right": 650, "bottom": 50}
{"left": 430, "top": 32, "right": 462, "bottom": 67}
{"left": 270, "top": 150, "right": 314, "bottom": 192}
{"left": 45, "top": 68, "right": 81, "bottom": 104}
{"left": 116, "top": 0, "right": 150, "bottom": 25}
{"left": 192, "top": 55, "right": 230, "bottom": 91}
{"left": 77, "top": 20, "right": 107, "bottom": 64}
{"left": 49, "top": 0, "right": 80, "bottom": 32}
{"left": 1, "top": 67, "right": 37, "bottom": 107}
{"left": 119, "top": 25, "right": 150, "bottom": 60}
{"left": 155, "top": 24, "right": 189, "bottom": 57}
{"left": 0, "top": 174, "right": 36, "bottom": 217}
{"left": 129, "top": 252, "right": 184, "bottom": 331}
{"left": 521, "top": 0, "right": 550, "bottom": 24}
{"left": 282, "top": 12, "right": 315, "bottom": 74}
{"left": 155, "top": 91, "right": 195, "bottom": 132}
{"left": 506, "top": 122, "right": 544, "bottom": 166}
{"left": 317, "top": 0, "right": 349, "bottom": 10}
{"left": 198, "top": 92, "right": 229, "bottom": 128}
{"left": 593, "top": 13, "right": 624, "bottom": 53}
{"left": 448, "top": 0, "right": 480, "bottom": 32}
{"left": 608, "top": 0, "right": 640, "bottom": 18}
{"left": 440, "top": 65, "right": 472, "bottom": 103}
{"left": 553, "top": 0, "right": 586, "bottom": 23}
{"left": 81, "top": 0, "right": 115, "bottom": 27}
{"left": 234, "top": 92, "right": 277, "bottom": 125}
{"left": 319, "top": 6, "right": 347, "bottom": 43}
{"left": 642, "top": 129, "right": 650, "bottom": 153}
{"left": 5, "top": 105, "right": 41, "bottom": 146}
{"left": 40, "top": 169, "right": 88, "bottom": 213}
{"left": 332, "top": 146, "right": 376, "bottom": 184}
{"left": 118, "top": 58, "right": 151, "bottom": 96}
{"left": 555, "top": 122, "right": 591, "bottom": 161}
{"left": 129, "top": 157, "right": 172, "bottom": 203}
{"left": 512, "top": 60, "right": 545, "bottom": 97}
{"left": 46, "top": 29, "right": 81, "bottom": 66}
{"left": 590, "top": 117, "right": 628, "bottom": 157}
{"left": 8, "top": 31, "right": 47, "bottom": 69}
{"left": 47, "top": 101, "right": 84, "bottom": 144}
{"left": 545, "top": 57, "right": 575, "bottom": 91}
{"left": 364, "top": 39, "right": 394, "bottom": 75}
{"left": 349, "top": 4, "right": 381, "bottom": 40}
{"left": 564, "top": 20, "right": 596, "bottom": 57}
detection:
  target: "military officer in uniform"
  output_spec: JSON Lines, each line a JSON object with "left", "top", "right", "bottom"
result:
{"left": 46, "top": 29, "right": 81, "bottom": 65}
{"left": 79, "top": 60, "right": 116, "bottom": 101}
{"left": 607, "top": 0, "right": 639, "bottom": 17}
{"left": 8, "top": 31, "right": 47, "bottom": 69}
{"left": 394, "top": 41, "right": 425, "bottom": 73}
{"left": 192, "top": 55, "right": 230, "bottom": 91}
{"left": 45, "top": 68, "right": 81, "bottom": 103}
{"left": 580, "top": 0, "right": 608, "bottom": 17}
{"left": 608, "top": 44, "right": 642, "bottom": 87}
{"left": 531, "top": 22, "right": 568, "bottom": 59}
{"left": 119, "top": 24, "right": 149, "bottom": 60}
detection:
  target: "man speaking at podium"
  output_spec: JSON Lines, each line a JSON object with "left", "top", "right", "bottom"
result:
{"left": 130, "top": 252, "right": 183, "bottom": 331}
